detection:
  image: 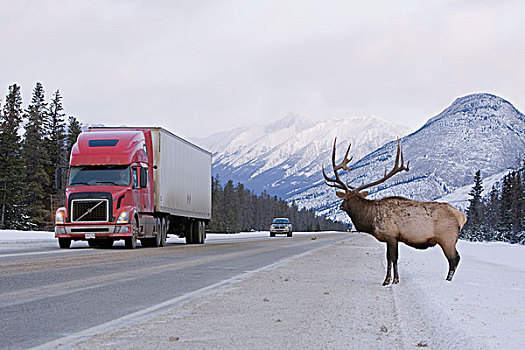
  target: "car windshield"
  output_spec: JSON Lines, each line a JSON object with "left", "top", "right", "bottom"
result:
{"left": 272, "top": 219, "right": 290, "bottom": 224}
{"left": 69, "top": 165, "right": 131, "bottom": 186}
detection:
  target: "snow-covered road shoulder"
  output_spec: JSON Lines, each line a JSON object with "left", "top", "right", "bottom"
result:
{"left": 397, "top": 240, "right": 525, "bottom": 349}
{"left": 65, "top": 233, "right": 524, "bottom": 349}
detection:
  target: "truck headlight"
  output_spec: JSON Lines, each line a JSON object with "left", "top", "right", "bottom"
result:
{"left": 55, "top": 208, "right": 66, "bottom": 225}
{"left": 117, "top": 211, "right": 130, "bottom": 224}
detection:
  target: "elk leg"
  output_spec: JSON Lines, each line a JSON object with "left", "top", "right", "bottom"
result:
{"left": 440, "top": 244, "right": 460, "bottom": 281}
{"left": 392, "top": 240, "right": 399, "bottom": 284}
{"left": 446, "top": 252, "right": 460, "bottom": 281}
{"left": 382, "top": 259, "right": 391, "bottom": 286}
{"left": 383, "top": 239, "right": 397, "bottom": 286}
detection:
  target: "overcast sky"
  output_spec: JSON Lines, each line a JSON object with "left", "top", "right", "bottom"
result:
{"left": 1, "top": 0, "right": 524, "bottom": 139}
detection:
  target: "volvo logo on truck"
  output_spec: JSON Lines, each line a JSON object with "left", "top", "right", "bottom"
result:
{"left": 55, "top": 127, "right": 212, "bottom": 249}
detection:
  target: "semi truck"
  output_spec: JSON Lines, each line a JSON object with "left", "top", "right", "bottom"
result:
{"left": 54, "top": 127, "right": 211, "bottom": 249}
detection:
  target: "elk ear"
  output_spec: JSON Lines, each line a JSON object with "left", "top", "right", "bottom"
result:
{"left": 360, "top": 191, "right": 369, "bottom": 197}
{"left": 336, "top": 191, "right": 346, "bottom": 198}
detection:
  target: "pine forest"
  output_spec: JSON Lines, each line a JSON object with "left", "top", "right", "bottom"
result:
{"left": 462, "top": 167, "right": 525, "bottom": 244}
{"left": 0, "top": 83, "right": 346, "bottom": 232}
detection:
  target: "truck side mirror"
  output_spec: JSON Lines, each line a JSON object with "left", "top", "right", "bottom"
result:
{"left": 140, "top": 167, "right": 148, "bottom": 188}
{"left": 55, "top": 168, "right": 63, "bottom": 190}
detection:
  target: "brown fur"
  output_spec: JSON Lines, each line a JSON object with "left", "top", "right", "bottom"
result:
{"left": 337, "top": 190, "right": 466, "bottom": 285}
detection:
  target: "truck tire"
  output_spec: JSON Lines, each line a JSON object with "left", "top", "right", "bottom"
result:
{"left": 154, "top": 218, "right": 162, "bottom": 247}
{"left": 143, "top": 217, "right": 161, "bottom": 248}
{"left": 125, "top": 235, "right": 137, "bottom": 249}
{"left": 58, "top": 238, "right": 71, "bottom": 249}
{"left": 125, "top": 219, "right": 138, "bottom": 249}
{"left": 159, "top": 218, "right": 167, "bottom": 247}
{"left": 193, "top": 220, "right": 205, "bottom": 244}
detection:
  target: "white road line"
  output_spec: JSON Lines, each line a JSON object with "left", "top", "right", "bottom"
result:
{"left": 0, "top": 249, "right": 79, "bottom": 258}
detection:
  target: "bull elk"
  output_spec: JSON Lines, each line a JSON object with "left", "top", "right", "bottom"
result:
{"left": 323, "top": 138, "right": 466, "bottom": 285}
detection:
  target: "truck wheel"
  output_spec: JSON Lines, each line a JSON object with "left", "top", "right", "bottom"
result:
{"left": 58, "top": 238, "right": 71, "bottom": 249}
{"left": 193, "top": 221, "right": 205, "bottom": 244}
{"left": 125, "top": 235, "right": 137, "bottom": 249}
{"left": 270, "top": 232, "right": 275, "bottom": 237}
{"left": 154, "top": 217, "right": 162, "bottom": 247}
{"left": 143, "top": 218, "right": 161, "bottom": 248}
{"left": 125, "top": 219, "right": 138, "bottom": 249}
{"left": 159, "top": 218, "right": 167, "bottom": 247}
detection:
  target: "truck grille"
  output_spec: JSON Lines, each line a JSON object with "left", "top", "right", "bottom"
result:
{"left": 71, "top": 199, "right": 109, "bottom": 222}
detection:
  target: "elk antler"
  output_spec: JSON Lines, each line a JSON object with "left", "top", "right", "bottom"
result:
{"left": 355, "top": 138, "right": 409, "bottom": 192}
{"left": 322, "top": 138, "right": 353, "bottom": 192}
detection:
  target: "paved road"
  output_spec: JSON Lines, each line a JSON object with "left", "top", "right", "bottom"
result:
{"left": 0, "top": 232, "right": 348, "bottom": 349}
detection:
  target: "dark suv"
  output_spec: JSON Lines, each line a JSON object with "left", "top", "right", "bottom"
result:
{"left": 270, "top": 218, "right": 293, "bottom": 237}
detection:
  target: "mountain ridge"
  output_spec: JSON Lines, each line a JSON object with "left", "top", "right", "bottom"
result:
{"left": 196, "top": 93, "right": 525, "bottom": 223}
{"left": 196, "top": 113, "right": 411, "bottom": 199}
{"left": 289, "top": 93, "right": 525, "bottom": 222}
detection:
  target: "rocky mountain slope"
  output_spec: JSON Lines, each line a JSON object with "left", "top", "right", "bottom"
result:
{"left": 195, "top": 113, "right": 411, "bottom": 200}
{"left": 289, "top": 93, "right": 525, "bottom": 222}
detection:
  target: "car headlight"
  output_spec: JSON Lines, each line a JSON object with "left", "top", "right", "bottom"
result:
{"left": 117, "top": 211, "right": 130, "bottom": 224}
{"left": 55, "top": 208, "right": 66, "bottom": 225}
{"left": 270, "top": 225, "right": 276, "bottom": 230}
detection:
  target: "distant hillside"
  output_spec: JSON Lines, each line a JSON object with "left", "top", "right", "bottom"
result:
{"left": 289, "top": 93, "right": 525, "bottom": 222}
{"left": 196, "top": 113, "right": 410, "bottom": 200}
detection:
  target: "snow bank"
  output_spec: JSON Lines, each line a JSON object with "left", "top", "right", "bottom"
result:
{"left": 457, "top": 239, "right": 525, "bottom": 271}
{"left": 0, "top": 230, "right": 55, "bottom": 241}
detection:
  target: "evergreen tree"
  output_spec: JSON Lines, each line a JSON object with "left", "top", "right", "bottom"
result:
{"left": 484, "top": 185, "right": 500, "bottom": 241}
{"left": 464, "top": 170, "right": 484, "bottom": 240}
{"left": 0, "top": 84, "right": 25, "bottom": 228}
{"left": 66, "top": 115, "right": 82, "bottom": 158}
{"left": 222, "top": 180, "right": 240, "bottom": 232}
{"left": 209, "top": 175, "right": 226, "bottom": 232}
{"left": 514, "top": 172, "right": 523, "bottom": 236}
{"left": 46, "top": 89, "right": 66, "bottom": 169}
{"left": 499, "top": 173, "right": 514, "bottom": 239}
{"left": 45, "top": 90, "right": 67, "bottom": 212}
{"left": 22, "top": 82, "right": 51, "bottom": 228}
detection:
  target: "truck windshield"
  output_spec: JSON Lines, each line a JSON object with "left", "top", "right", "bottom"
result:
{"left": 272, "top": 219, "right": 290, "bottom": 224}
{"left": 69, "top": 166, "right": 131, "bottom": 186}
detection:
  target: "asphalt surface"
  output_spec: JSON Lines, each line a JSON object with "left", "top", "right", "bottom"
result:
{"left": 0, "top": 232, "right": 348, "bottom": 349}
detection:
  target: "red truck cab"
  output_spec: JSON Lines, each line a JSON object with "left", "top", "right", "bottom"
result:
{"left": 55, "top": 129, "right": 161, "bottom": 249}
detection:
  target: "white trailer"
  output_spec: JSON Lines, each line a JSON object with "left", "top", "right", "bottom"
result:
{"left": 151, "top": 128, "right": 212, "bottom": 221}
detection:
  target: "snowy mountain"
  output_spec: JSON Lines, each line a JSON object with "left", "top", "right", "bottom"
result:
{"left": 290, "top": 93, "right": 525, "bottom": 221}
{"left": 195, "top": 113, "right": 411, "bottom": 200}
